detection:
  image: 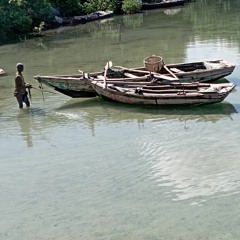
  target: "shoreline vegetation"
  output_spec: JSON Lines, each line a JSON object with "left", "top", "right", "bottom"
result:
{"left": 0, "top": 0, "right": 144, "bottom": 45}
{"left": 0, "top": 0, "right": 196, "bottom": 45}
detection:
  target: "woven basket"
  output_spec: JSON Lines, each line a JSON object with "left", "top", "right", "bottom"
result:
{"left": 144, "top": 55, "right": 163, "bottom": 72}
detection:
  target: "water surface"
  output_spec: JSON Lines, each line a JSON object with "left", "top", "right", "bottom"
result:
{"left": 1, "top": 1, "right": 240, "bottom": 239}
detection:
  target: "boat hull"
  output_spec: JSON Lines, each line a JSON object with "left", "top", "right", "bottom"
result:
{"left": 35, "top": 76, "right": 97, "bottom": 98}
{"left": 91, "top": 82, "right": 235, "bottom": 106}
{"left": 146, "top": 60, "right": 235, "bottom": 83}
{"left": 0, "top": 68, "right": 6, "bottom": 76}
{"left": 55, "top": 10, "right": 114, "bottom": 27}
{"left": 34, "top": 59, "right": 235, "bottom": 98}
{"left": 141, "top": 0, "right": 186, "bottom": 10}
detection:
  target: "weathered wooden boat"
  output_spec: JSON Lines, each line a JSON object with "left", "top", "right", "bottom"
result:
{"left": 0, "top": 68, "right": 6, "bottom": 76}
{"left": 35, "top": 73, "right": 99, "bottom": 98}
{"left": 139, "top": 58, "right": 235, "bottom": 83}
{"left": 55, "top": 15, "right": 88, "bottom": 26}
{"left": 34, "top": 59, "right": 235, "bottom": 98}
{"left": 89, "top": 80, "right": 235, "bottom": 106}
{"left": 87, "top": 10, "right": 114, "bottom": 21}
{"left": 54, "top": 10, "right": 114, "bottom": 26}
{"left": 34, "top": 71, "right": 152, "bottom": 98}
{"left": 141, "top": 0, "right": 186, "bottom": 10}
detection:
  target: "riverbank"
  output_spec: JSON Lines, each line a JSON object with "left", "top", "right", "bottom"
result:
{"left": 0, "top": 1, "right": 240, "bottom": 239}
{"left": 0, "top": 0, "right": 193, "bottom": 45}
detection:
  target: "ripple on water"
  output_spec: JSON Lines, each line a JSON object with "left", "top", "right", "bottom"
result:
{"left": 137, "top": 121, "right": 240, "bottom": 204}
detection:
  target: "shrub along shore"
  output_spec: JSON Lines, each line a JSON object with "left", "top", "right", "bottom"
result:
{"left": 0, "top": 0, "right": 142, "bottom": 44}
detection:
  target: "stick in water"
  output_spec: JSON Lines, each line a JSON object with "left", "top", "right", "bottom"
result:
{"left": 31, "top": 86, "right": 57, "bottom": 94}
{"left": 39, "top": 82, "right": 45, "bottom": 101}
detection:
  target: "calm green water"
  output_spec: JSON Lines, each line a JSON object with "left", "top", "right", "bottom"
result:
{"left": 1, "top": 1, "right": 240, "bottom": 239}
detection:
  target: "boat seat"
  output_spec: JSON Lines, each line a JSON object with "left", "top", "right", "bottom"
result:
{"left": 170, "top": 68, "right": 184, "bottom": 73}
{"left": 97, "top": 75, "right": 105, "bottom": 80}
{"left": 124, "top": 72, "right": 140, "bottom": 78}
{"left": 153, "top": 74, "right": 176, "bottom": 81}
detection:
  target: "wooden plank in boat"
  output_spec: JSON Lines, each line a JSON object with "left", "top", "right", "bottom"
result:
{"left": 153, "top": 74, "right": 176, "bottom": 80}
{"left": 97, "top": 75, "right": 105, "bottom": 80}
{"left": 96, "top": 75, "right": 150, "bottom": 82}
{"left": 124, "top": 72, "right": 141, "bottom": 78}
{"left": 169, "top": 68, "right": 184, "bottom": 73}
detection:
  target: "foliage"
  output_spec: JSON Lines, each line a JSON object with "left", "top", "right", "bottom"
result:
{"left": 0, "top": 0, "right": 125, "bottom": 43}
{"left": 8, "top": 0, "right": 52, "bottom": 22}
{"left": 25, "top": 0, "right": 53, "bottom": 25}
{"left": 122, "top": 0, "right": 141, "bottom": 14}
{"left": 0, "top": 0, "right": 32, "bottom": 42}
{"left": 33, "top": 22, "right": 45, "bottom": 35}
{"left": 0, "top": 0, "right": 53, "bottom": 42}
{"left": 82, "top": 0, "right": 120, "bottom": 14}
{"left": 49, "top": 0, "right": 83, "bottom": 16}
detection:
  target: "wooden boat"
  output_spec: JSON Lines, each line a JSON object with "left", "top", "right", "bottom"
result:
{"left": 141, "top": 0, "right": 186, "bottom": 10}
{"left": 34, "top": 59, "right": 235, "bottom": 98}
{"left": 87, "top": 10, "right": 114, "bottom": 21}
{"left": 89, "top": 80, "right": 236, "bottom": 106}
{"left": 34, "top": 71, "right": 152, "bottom": 98}
{"left": 137, "top": 59, "right": 235, "bottom": 83}
{"left": 0, "top": 68, "right": 6, "bottom": 76}
{"left": 35, "top": 74, "right": 99, "bottom": 98}
{"left": 55, "top": 15, "right": 88, "bottom": 26}
{"left": 54, "top": 10, "right": 114, "bottom": 26}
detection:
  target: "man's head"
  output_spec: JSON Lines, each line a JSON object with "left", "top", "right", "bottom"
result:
{"left": 16, "top": 63, "right": 24, "bottom": 72}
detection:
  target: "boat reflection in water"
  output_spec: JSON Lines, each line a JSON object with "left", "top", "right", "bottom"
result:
{"left": 16, "top": 110, "right": 34, "bottom": 147}
{"left": 144, "top": 129, "right": 240, "bottom": 205}
{"left": 55, "top": 97, "right": 237, "bottom": 133}
{"left": 55, "top": 100, "right": 239, "bottom": 205}
{"left": 163, "top": 7, "right": 182, "bottom": 16}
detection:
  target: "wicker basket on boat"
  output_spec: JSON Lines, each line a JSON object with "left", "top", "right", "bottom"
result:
{"left": 144, "top": 55, "right": 163, "bottom": 72}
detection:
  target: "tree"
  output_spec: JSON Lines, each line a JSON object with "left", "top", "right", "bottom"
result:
{"left": 82, "top": 0, "right": 120, "bottom": 14}
{"left": 122, "top": 0, "right": 141, "bottom": 14}
{"left": 49, "top": 0, "right": 83, "bottom": 16}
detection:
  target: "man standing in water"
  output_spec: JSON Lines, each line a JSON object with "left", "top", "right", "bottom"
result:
{"left": 14, "top": 63, "right": 32, "bottom": 109}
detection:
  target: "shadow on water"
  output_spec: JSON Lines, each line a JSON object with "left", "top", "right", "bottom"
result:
{"left": 56, "top": 97, "right": 238, "bottom": 124}
{"left": 0, "top": 107, "right": 57, "bottom": 147}
{"left": 16, "top": 109, "right": 34, "bottom": 147}
{"left": 231, "top": 103, "right": 240, "bottom": 113}
{"left": 1, "top": 96, "right": 237, "bottom": 145}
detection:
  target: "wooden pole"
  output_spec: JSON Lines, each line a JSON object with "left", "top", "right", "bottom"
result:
{"left": 40, "top": 82, "right": 45, "bottom": 101}
{"left": 163, "top": 64, "right": 178, "bottom": 80}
